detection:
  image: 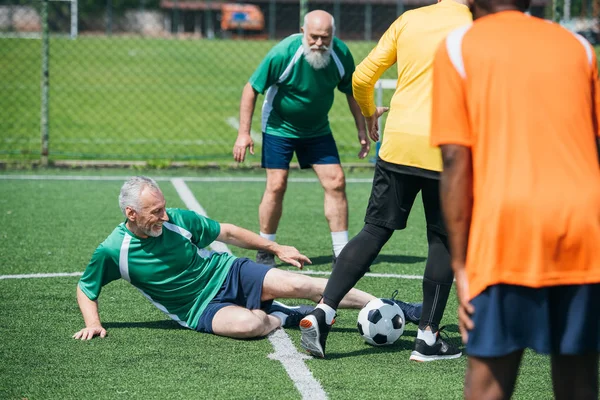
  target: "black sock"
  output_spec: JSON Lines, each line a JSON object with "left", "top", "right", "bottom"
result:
{"left": 322, "top": 223, "right": 393, "bottom": 309}
{"left": 419, "top": 227, "right": 454, "bottom": 332}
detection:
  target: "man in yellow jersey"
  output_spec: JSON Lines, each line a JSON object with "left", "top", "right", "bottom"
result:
{"left": 431, "top": 0, "right": 600, "bottom": 397}
{"left": 299, "top": 0, "right": 472, "bottom": 360}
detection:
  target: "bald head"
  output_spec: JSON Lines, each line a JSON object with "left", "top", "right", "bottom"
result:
{"left": 302, "top": 10, "right": 335, "bottom": 37}
{"left": 468, "top": 0, "right": 530, "bottom": 19}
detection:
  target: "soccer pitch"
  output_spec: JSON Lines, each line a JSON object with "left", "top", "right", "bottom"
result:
{"left": 0, "top": 170, "right": 560, "bottom": 399}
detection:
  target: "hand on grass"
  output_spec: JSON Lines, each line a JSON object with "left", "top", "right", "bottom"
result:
{"left": 274, "top": 245, "right": 312, "bottom": 269}
{"left": 73, "top": 326, "right": 107, "bottom": 340}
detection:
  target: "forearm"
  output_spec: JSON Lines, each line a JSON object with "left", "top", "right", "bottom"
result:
{"left": 76, "top": 285, "right": 103, "bottom": 328}
{"left": 239, "top": 83, "right": 258, "bottom": 137}
{"left": 346, "top": 94, "right": 367, "bottom": 132}
{"left": 439, "top": 145, "right": 473, "bottom": 270}
{"left": 217, "top": 223, "right": 278, "bottom": 253}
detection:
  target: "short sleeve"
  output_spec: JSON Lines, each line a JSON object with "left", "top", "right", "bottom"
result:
{"left": 248, "top": 44, "right": 288, "bottom": 94}
{"left": 430, "top": 39, "right": 472, "bottom": 147}
{"left": 78, "top": 245, "right": 121, "bottom": 301}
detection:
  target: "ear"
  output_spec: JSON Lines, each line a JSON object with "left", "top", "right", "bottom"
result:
{"left": 125, "top": 206, "right": 137, "bottom": 222}
{"left": 300, "top": 26, "right": 304, "bottom": 34}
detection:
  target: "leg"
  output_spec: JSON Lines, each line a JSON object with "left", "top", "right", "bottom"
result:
{"left": 321, "top": 223, "right": 393, "bottom": 309}
{"left": 465, "top": 351, "right": 524, "bottom": 400}
{"left": 211, "top": 305, "right": 281, "bottom": 339}
{"left": 420, "top": 179, "right": 454, "bottom": 332}
{"left": 312, "top": 163, "right": 348, "bottom": 233}
{"left": 551, "top": 353, "right": 599, "bottom": 400}
{"left": 261, "top": 268, "right": 376, "bottom": 308}
{"left": 259, "top": 168, "right": 289, "bottom": 234}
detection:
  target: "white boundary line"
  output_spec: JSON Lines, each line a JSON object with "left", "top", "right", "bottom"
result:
{"left": 0, "top": 175, "right": 374, "bottom": 183}
{"left": 225, "top": 116, "right": 263, "bottom": 145}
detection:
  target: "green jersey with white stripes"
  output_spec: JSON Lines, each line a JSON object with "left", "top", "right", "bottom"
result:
{"left": 78, "top": 208, "right": 236, "bottom": 330}
{"left": 249, "top": 34, "right": 355, "bottom": 138}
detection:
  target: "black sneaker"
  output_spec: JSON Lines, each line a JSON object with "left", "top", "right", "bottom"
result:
{"left": 299, "top": 308, "right": 334, "bottom": 358}
{"left": 390, "top": 290, "right": 422, "bottom": 325}
{"left": 409, "top": 327, "right": 462, "bottom": 362}
{"left": 256, "top": 250, "right": 276, "bottom": 267}
{"left": 268, "top": 301, "right": 314, "bottom": 328}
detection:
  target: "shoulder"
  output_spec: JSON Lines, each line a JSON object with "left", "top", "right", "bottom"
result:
{"left": 269, "top": 34, "right": 303, "bottom": 58}
{"left": 332, "top": 37, "right": 351, "bottom": 55}
{"left": 97, "top": 224, "right": 127, "bottom": 255}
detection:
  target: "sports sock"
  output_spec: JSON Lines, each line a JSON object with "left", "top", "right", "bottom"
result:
{"left": 316, "top": 304, "right": 336, "bottom": 325}
{"left": 322, "top": 223, "right": 393, "bottom": 309}
{"left": 270, "top": 311, "right": 287, "bottom": 326}
{"left": 417, "top": 328, "right": 437, "bottom": 346}
{"left": 419, "top": 227, "right": 454, "bottom": 331}
{"left": 259, "top": 232, "right": 276, "bottom": 242}
{"left": 331, "top": 231, "right": 349, "bottom": 257}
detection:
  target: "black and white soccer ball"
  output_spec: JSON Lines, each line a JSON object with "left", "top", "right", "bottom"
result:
{"left": 357, "top": 298, "right": 405, "bottom": 346}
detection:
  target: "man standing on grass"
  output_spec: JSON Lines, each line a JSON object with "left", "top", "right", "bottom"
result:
{"left": 73, "top": 176, "right": 418, "bottom": 340}
{"left": 232, "top": 10, "right": 369, "bottom": 268}
{"left": 299, "top": 0, "right": 471, "bottom": 360}
{"left": 430, "top": 0, "right": 600, "bottom": 398}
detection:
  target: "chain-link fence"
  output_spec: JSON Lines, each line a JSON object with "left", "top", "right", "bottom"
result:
{"left": 0, "top": 0, "right": 585, "bottom": 165}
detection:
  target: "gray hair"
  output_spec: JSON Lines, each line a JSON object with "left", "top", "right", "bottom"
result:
{"left": 118, "top": 176, "right": 161, "bottom": 216}
{"left": 303, "top": 13, "right": 336, "bottom": 37}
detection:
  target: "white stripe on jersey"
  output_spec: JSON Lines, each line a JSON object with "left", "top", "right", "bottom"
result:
{"left": 330, "top": 50, "right": 345, "bottom": 80}
{"left": 119, "top": 233, "right": 132, "bottom": 282}
{"left": 572, "top": 32, "right": 593, "bottom": 66}
{"left": 163, "top": 221, "right": 192, "bottom": 240}
{"left": 445, "top": 24, "right": 472, "bottom": 79}
{"left": 261, "top": 43, "right": 304, "bottom": 132}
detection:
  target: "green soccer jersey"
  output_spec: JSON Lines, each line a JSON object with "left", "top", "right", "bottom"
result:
{"left": 78, "top": 209, "right": 236, "bottom": 330}
{"left": 249, "top": 34, "right": 356, "bottom": 138}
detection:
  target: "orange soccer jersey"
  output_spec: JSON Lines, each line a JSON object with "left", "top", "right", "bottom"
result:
{"left": 430, "top": 11, "right": 600, "bottom": 299}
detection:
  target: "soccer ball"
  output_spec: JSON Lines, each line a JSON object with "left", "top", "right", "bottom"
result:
{"left": 357, "top": 298, "right": 405, "bottom": 346}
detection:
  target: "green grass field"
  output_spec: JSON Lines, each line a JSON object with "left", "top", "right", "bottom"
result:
{"left": 0, "top": 170, "right": 560, "bottom": 399}
{"left": 0, "top": 37, "right": 397, "bottom": 163}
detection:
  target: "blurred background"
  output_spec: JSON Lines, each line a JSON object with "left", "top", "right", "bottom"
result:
{"left": 0, "top": 0, "right": 598, "bottom": 165}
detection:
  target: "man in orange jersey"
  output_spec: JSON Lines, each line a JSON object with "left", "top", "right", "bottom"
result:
{"left": 299, "top": 0, "right": 472, "bottom": 360}
{"left": 430, "top": 0, "right": 600, "bottom": 397}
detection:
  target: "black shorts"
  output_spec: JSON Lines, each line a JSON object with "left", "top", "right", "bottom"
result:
{"left": 364, "top": 159, "right": 445, "bottom": 234}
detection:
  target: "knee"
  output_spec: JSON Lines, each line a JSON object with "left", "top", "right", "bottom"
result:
{"left": 265, "top": 179, "right": 287, "bottom": 197}
{"left": 324, "top": 174, "right": 346, "bottom": 194}
{"left": 231, "top": 313, "right": 266, "bottom": 338}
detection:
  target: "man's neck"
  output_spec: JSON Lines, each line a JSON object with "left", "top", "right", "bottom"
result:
{"left": 126, "top": 220, "right": 148, "bottom": 239}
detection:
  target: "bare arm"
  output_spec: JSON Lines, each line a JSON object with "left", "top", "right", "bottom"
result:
{"left": 439, "top": 144, "right": 474, "bottom": 343}
{"left": 72, "top": 285, "right": 107, "bottom": 340}
{"left": 345, "top": 93, "right": 370, "bottom": 159}
{"left": 216, "top": 223, "right": 311, "bottom": 268}
{"left": 233, "top": 82, "right": 259, "bottom": 162}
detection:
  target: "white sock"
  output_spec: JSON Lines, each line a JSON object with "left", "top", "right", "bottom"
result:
{"left": 417, "top": 328, "right": 437, "bottom": 346}
{"left": 270, "top": 311, "right": 287, "bottom": 327}
{"left": 260, "top": 232, "right": 276, "bottom": 242}
{"left": 331, "top": 231, "right": 348, "bottom": 257}
{"left": 316, "top": 304, "right": 336, "bottom": 325}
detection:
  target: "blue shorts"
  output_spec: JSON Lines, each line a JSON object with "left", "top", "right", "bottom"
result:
{"left": 467, "top": 284, "right": 600, "bottom": 357}
{"left": 261, "top": 132, "right": 341, "bottom": 170}
{"left": 196, "top": 258, "right": 274, "bottom": 334}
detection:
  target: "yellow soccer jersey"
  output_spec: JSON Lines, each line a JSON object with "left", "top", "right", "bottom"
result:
{"left": 353, "top": 0, "right": 472, "bottom": 171}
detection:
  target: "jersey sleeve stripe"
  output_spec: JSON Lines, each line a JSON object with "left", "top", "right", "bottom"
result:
{"left": 278, "top": 45, "right": 304, "bottom": 83}
{"left": 163, "top": 221, "right": 192, "bottom": 240}
{"left": 331, "top": 50, "right": 345, "bottom": 80}
{"left": 119, "top": 233, "right": 132, "bottom": 282}
{"left": 572, "top": 32, "right": 593, "bottom": 67}
{"left": 445, "top": 25, "right": 472, "bottom": 79}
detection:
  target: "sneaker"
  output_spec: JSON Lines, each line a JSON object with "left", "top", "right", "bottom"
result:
{"left": 390, "top": 290, "right": 422, "bottom": 325}
{"left": 268, "top": 301, "right": 314, "bottom": 328}
{"left": 256, "top": 250, "right": 276, "bottom": 267}
{"left": 299, "top": 308, "right": 334, "bottom": 358}
{"left": 409, "top": 327, "right": 462, "bottom": 362}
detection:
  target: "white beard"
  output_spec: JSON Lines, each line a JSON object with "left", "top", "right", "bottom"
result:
{"left": 302, "top": 36, "right": 331, "bottom": 70}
